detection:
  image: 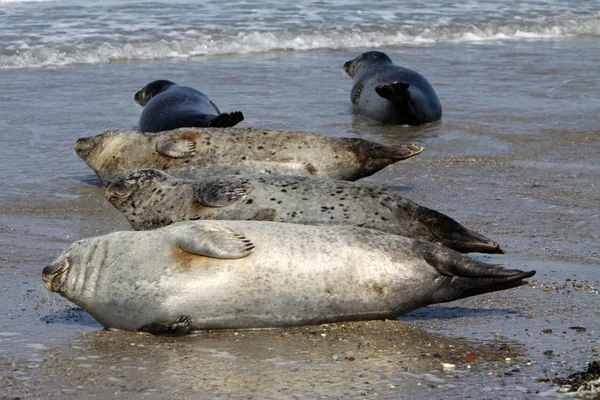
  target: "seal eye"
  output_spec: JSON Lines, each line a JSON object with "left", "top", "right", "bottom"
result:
{"left": 105, "top": 181, "right": 135, "bottom": 202}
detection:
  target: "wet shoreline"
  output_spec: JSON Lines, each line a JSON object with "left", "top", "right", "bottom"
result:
{"left": 2, "top": 129, "right": 599, "bottom": 398}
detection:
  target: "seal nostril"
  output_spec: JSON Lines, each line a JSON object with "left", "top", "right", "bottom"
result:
{"left": 43, "top": 263, "right": 60, "bottom": 277}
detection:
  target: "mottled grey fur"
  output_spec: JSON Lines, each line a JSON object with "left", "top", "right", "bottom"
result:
{"left": 43, "top": 220, "right": 534, "bottom": 333}
{"left": 106, "top": 169, "right": 503, "bottom": 254}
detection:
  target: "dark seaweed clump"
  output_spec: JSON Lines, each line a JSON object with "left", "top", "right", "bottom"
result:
{"left": 553, "top": 360, "right": 600, "bottom": 393}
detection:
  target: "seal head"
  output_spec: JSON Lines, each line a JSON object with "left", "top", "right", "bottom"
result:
{"left": 134, "top": 79, "right": 176, "bottom": 106}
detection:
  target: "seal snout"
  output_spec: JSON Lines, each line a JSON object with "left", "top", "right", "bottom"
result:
{"left": 343, "top": 60, "right": 355, "bottom": 77}
{"left": 42, "top": 258, "right": 70, "bottom": 293}
{"left": 74, "top": 137, "right": 94, "bottom": 158}
{"left": 134, "top": 90, "right": 145, "bottom": 106}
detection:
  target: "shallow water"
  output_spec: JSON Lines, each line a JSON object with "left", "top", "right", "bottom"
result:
{"left": 1, "top": 0, "right": 599, "bottom": 397}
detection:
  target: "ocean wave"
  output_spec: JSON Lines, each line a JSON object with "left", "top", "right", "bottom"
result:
{"left": 1, "top": 16, "right": 598, "bottom": 69}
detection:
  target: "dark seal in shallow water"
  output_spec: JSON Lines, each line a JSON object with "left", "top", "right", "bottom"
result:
{"left": 344, "top": 51, "right": 442, "bottom": 126}
{"left": 135, "top": 80, "right": 244, "bottom": 132}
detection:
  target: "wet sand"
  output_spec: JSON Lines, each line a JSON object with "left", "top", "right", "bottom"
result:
{"left": 1, "top": 126, "right": 598, "bottom": 399}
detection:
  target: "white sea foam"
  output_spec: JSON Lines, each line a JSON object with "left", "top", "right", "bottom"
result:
{"left": 0, "top": 0, "right": 598, "bottom": 68}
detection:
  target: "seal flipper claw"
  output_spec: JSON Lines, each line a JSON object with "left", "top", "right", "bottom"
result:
{"left": 209, "top": 100, "right": 221, "bottom": 114}
{"left": 194, "top": 180, "right": 250, "bottom": 207}
{"left": 156, "top": 137, "right": 196, "bottom": 158}
{"left": 140, "top": 315, "right": 192, "bottom": 336}
{"left": 375, "top": 81, "right": 411, "bottom": 103}
{"left": 351, "top": 81, "right": 364, "bottom": 104}
{"left": 209, "top": 111, "right": 244, "bottom": 128}
{"left": 176, "top": 225, "right": 255, "bottom": 259}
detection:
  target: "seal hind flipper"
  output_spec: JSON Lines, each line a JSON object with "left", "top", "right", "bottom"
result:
{"left": 175, "top": 225, "right": 255, "bottom": 259}
{"left": 209, "top": 111, "right": 244, "bottom": 128}
{"left": 417, "top": 208, "right": 504, "bottom": 254}
{"left": 156, "top": 137, "right": 197, "bottom": 158}
{"left": 194, "top": 180, "right": 251, "bottom": 207}
{"left": 356, "top": 140, "right": 424, "bottom": 161}
{"left": 375, "top": 81, "right": 411, "bottom": 103}
{"left": 415, "top": 242, "right": 535, "bottom": 303}
{"left": 140, "top": 315, "right": 192, "bottom": 336}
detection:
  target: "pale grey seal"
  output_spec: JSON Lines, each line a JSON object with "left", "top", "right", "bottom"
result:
{"left": 74, "top": 128, "right": 424, "bottom": 185}
{"left": 135, "top": 80, "right": 244, "bottom": 132}
{"left": 106, "top": 169, "right": 503, "bottom": 254}
{"left": 43, "top": 220, "right": 534, "bottom": 334}
{"left": 344, "top": 51, "right": 442, "bottom": 125}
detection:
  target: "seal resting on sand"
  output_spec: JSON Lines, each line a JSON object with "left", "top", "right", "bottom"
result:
{"left": 43, "top": 220, "right": 534, "bottom": 335}
{"left": 106, "top": 169, "right": 503, "bottom": 254}
{"left": 135, "top": 80, "right": 244, "bottom": 132}
{"left": 344, "top": 51, "right": 442, "bottom": 125}
{"left": 74, "top": 128, "right": 424, "bottom": 185}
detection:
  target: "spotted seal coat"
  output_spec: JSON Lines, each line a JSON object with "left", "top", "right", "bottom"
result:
{"left": 74, "top": 128, "right": 424, "bottom": 185}
{"left": 43, "top": 220, "right": 534, "bottom": 334}
{"left": 135, "top": 80, "right": 244, "bottom": 132}
{"left": 106, "top": 169, "right": 503, "bottom": 254}
{"left": 344, "top": 51, "right": 442, "bottom": 125}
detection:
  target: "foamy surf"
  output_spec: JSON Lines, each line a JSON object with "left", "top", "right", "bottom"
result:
{"left": 1, "top": 15, "right": 598, "bottom": 69}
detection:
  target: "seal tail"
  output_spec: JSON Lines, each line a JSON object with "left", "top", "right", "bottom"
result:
{"left": 415, "top": 242, "right": 535, "bottom": 304}
{"left": 209, "top": 111, "right": 244, "bottom": 128}
{"left": 418, "top": 207, "right": 504, "bottom": 254}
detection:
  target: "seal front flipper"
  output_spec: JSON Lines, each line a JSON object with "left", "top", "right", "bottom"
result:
{"left": 140, "top": 315, "right": 192, "bottom": 336}
{"left": 155, "top": 136, "right": 197, "bottom": 158}
{"left": 209, "top": 111, "right": 244, "bottom": 128}
{"left": 175, "top": 224, "right": 255, "bottom": 259}
{"left": 375, "top": 81, "right": 411, "bottom": 103}
{"left": 194, "top": 179, "right": 251, "bottom": 207}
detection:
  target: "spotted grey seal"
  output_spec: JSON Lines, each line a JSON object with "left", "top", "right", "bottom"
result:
{"left": 106, "top": 169, "right": 503, "bottom": 254}
{"left": 43, "top": 220, "right": 534, "bottom": 334}
{"left": 135, "top": 80, "right": 244, "bottom": 132}
{"left": 74, "top": 128, "right": 424, "bottom": 185}
{"left": 344, "top": 51, "right": 442, "bottom": 125}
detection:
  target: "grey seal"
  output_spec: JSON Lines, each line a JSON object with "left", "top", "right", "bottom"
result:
{"left": 74, "top": 128, "right": 424, "bottom": 185}
{"left": 343, "top": 51, "right": 442, "bottom": 125}
{"left": 43, "top": 220, "right": 534, "bottom": 334}
{"left": 106, "top": 169, "right": 503, "bottom": 254}
{"left": 135, "top": 80, "right": 244, "bottom": 132}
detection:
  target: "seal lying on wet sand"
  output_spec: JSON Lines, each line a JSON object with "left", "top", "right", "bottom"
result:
{"left": 135, "top": 80, "right": 244, "bottom": 132}
{"left": 106, "top": 169, "right": 503, "bottom": 254}
{"left": 74, "top": 128, "right": 424, "bottom": 185}
{"left": 43, "top": 220, "right": 534, "bottom": 334}
{"left": 344, "top": 51, "right": 442, "bottom": 125}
